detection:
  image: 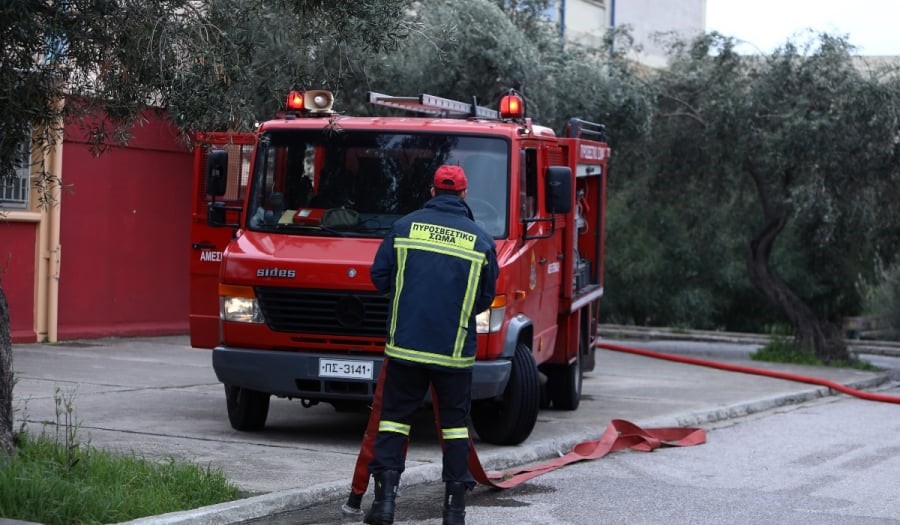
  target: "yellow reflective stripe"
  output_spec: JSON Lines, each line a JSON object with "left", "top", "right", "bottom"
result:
{"left": 453, "top": 261, "right": 482, "bottom": 358}
{"left": 409, "top": 222, "right": 477, "bottom": 250}
{"left": 387, "top": 245, "right": 408, "bottom": 348}
{"left": 385, "top": 343, "right": 475, "bottom": 368}
{"left": 394, "top": 239, "right": 484, "bottom": 265}
{"left": 442, "top": 427, "right": 469, "bottom": 440}
{"left": 379, "top": 420, "right": 411, "bottom": 436}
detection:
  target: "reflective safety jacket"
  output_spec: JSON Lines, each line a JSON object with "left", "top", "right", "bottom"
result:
{"left": 371, "top": 194, "right": 499, "bottom": 370}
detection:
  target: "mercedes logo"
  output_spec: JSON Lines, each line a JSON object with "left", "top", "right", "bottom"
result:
{"left": 335, "top": 295, "right": 365, "bottom": 327}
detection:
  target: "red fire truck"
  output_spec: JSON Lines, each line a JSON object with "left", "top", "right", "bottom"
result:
{"left": 189, "top": 89, "right": 610, "bottom": 445}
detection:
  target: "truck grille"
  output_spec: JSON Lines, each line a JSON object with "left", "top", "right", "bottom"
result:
{"left": 255, "top": 287, "right": 389, "bottom": 336}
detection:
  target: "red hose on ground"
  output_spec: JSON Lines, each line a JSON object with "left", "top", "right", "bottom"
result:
{"left": 468, "top": 418, "right": 706, "bottom": 489}
{"left": 597, "top": 341, "right": 900, "bottom": 404}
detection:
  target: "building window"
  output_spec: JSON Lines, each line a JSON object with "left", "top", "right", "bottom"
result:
{"left": 0, "top": 138, "right": 31, "bottom": 209}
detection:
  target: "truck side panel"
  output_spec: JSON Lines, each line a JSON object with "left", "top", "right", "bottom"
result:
{"left": 189, "top": 134, "right": 256, "bottom": 349}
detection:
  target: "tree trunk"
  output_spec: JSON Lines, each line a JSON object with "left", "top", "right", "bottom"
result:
{"left": 0, "top": 284, "right": 14, "bottom": 456}
{"left": 746, "top": 214, "right": 849, "bottom": 363}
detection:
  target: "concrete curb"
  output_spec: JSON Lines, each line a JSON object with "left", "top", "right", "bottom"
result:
{"left": 115, "top": 373, "right": 893, "bottom": 525}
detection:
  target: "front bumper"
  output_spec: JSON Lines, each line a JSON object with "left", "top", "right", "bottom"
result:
{"left": 212, "top": 346, "right": 512, "bottom": 401}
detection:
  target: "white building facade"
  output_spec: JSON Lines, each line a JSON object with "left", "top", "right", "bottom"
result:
{"left": 545, "top": 0, "right": 707, "bottom": 67}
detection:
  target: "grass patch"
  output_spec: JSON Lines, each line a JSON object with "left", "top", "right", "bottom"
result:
{"left": 2, "top": 387, "right": 240, "bottom": 525}
{"left": 751, "top": 336, "right": 882, "bottom": 371}
{"left": 0, "top": 430, "right": 240, "bottom": 525}
{"left": 751, "top": 336, "right": 821, "bottom": 365}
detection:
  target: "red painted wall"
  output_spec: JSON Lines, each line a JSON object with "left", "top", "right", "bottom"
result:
{"left": 57, "top": 110, "right": 193, "bottom": 340}
{"left": 1, "top": 222, "right": 37, "bottom": 343}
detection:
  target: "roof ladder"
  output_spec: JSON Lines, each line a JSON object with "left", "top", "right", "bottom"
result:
{"left": 565, "top": 118, "right": 608, "bottom": 142}
{"left": 368, "top": 91, "right": 499, "bottom": 119}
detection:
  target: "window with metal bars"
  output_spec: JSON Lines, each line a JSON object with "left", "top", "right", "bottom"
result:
{"left": 0, "top": 138, "right": 31, "bottom": 209}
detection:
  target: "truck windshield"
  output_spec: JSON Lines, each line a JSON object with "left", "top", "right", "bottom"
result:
{"left": 246, "top": 130, "right": 509, "bottom": 238}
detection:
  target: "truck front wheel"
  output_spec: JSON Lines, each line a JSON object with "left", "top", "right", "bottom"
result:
{"left": 224, "top": 384, "right": 270, "bottom": 431}
{"left": 471, "top": 343, "right": 540, "bottom": 445}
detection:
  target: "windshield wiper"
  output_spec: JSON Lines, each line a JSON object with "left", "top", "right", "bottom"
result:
{"left": 266, "top": 221, "right": 390, "bottom": 237}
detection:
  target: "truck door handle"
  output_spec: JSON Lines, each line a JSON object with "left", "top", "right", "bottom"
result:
{"left": 539, "top": 257, "right": 548, "bottom": 265}
{"left": 192, "top": 242, "right": 217, "bottom": 250}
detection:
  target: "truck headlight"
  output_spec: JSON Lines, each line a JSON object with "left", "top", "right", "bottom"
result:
{"left": 219, "top": 285, "right": 264, "bottom": 323}
{"left": 475, "top": 295, "right": 506, "bottom": 334}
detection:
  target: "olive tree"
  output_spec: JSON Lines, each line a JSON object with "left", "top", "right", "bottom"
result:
{"left": 616, "top": 33, "right": 900, "bottom": 362}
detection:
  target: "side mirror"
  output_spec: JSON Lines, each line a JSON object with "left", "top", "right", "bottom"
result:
{"left": 205, "top": 149, "right": 228, "bottom": 197}
{"left": 545, "top": 166, "right": 573, "bottom": 214}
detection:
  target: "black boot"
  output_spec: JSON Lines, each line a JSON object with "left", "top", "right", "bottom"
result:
{"left": 364, "top": 470, "right": 400, "bottom": 525}
{"left": 442, "top": 481, "right": 467, "bottom": 525}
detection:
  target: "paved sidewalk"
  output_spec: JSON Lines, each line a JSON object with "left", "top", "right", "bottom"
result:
{"left": 9, "top": 335, "right": 894, "bottom": 524}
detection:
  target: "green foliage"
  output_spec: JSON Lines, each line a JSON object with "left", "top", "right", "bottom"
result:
{"left": 339, "top": 0, "right": 543, "bottom": 114}
{"left": 855, "top": 258, "right": 900, "bottom": 339}
{"left": 52, "top": 387, "right": 81, "bottom": 470}
{"left": 0, "top": 430, "right": 239, "bottom": 525}
{"left": 858, "top": 259, "right": 900, "bottom": 317}
{"left": 137, "top": 0, "right": 410, "bottom": 132}
{"left": 751, "top": 336, "right": 821, "bottom": 365}
{"left": 0, "top": 0, "right": 412, "bottom": 182}
{"left": 489, "top": 0, "right": 553, "bottom": 34}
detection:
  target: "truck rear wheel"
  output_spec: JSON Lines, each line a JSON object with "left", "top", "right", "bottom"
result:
{"left": 546, "top": 343, "right": 582, "bottom": 410}
{"left": 225, "top": 384, "right": 270, "bottom": 431}
{"left": 546, "top": 318, "right": 588, "bottom": 410}
{"left": 471, "top": 343, "right": 540, "bottom": 445}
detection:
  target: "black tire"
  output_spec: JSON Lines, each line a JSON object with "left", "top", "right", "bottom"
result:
{"left": 225, "top": 384, "right": 270, "bottom": 431}
{"left": 582, "top": 304, "right": 598, "bottom": 372}
{"left": 546, "top": 341, "right": 582, "bottom": 411}
{"left": 471, "top": 343, "right": 540, "bottom": 445}
{"left": 546, "top": 313, "right": 590, "bottom": 410}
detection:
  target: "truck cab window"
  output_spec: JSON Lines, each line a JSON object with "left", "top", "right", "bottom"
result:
{"left": 521, "top": 148, "right": 538, "bottom": 219}
{"left": 246, "top": 131, "right": 509, "bottom": 237}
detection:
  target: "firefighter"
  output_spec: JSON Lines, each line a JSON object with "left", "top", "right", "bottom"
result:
{"left": 365, "top": 164, "right": 499, "bottom": 525}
